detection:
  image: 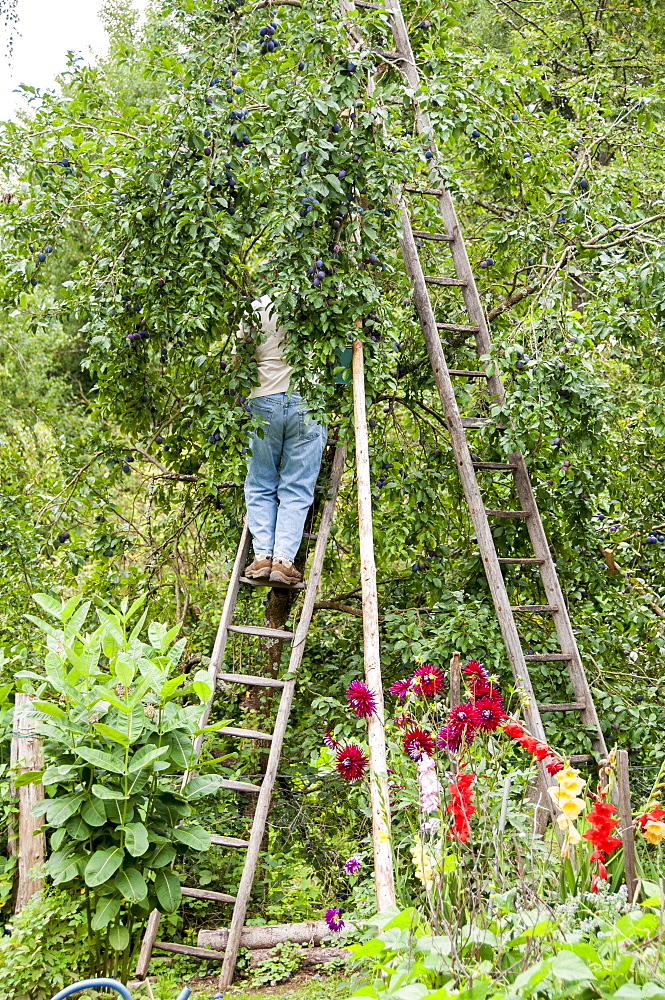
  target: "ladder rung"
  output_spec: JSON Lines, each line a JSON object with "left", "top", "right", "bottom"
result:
{"left": 155, "top": 942, "right": 225, "bottom": 960}
{"left": 538, "top": 702, "right": 585, "bottom": 712}
{"left": 217, "top": 671, "right": 286, "bottom": 689}
{"left": 219, "top": 778, "right": 262, "bottom": 793}
{"left": 449, "top": 369, "right": 486, "bottom": 378}
{"left": 354, "top": 0, "right": 385, "bottom": 7}
{"left": 215, "top": 725, "right": 273, "bottom": 741}
{"left": 210, "top": 834, "right": 250, "bottom": 848}
{"left": 525, "top": 653, "right": 573, "bottom": 662}
{"left": 472, "top": 462, "right": 513, "bottom": 470}
{"left": 374, "top": 49, "right": 404, "bottom": 60}
{"left": 302, "top": 532, "right": 318, "bottom": 539}
{"left": 181, "top": 886, "right": 237, "bottom": 904}
{"left": 461, "top": 418, "right": 492, "bottom": 428}
{"left": 239, "top": 576, "right": 306, "bottom": 590}
{"left": 498, "top": 557, "right": 544, "bottom": 564}
{"left": 228, "top": 624, "right": 294, "bottom": 640}
{"left": 405, "top": 184, "right": 444, "bottom": 196}
{"left": 412, "top": 230, "right": 453, "bottom": 242}
{"left": 437, "top": 322, "right": 480, "bottom": 333}
{"left": 425, "top": 276, "right": 467, "bottom": 287}
{"left": 570, "top": 754, "right": 594, "bottom": 764}
{"left": 485, "top": 509, "right": 529, "bottom": 518}
{"left": 510, "top": 604, "right": 559, "bottom": 613}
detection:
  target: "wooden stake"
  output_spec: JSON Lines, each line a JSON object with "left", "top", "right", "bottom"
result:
{"left": 352, "top": 338, "right": 396, "bottom": 911}
{"left": 616, "top": 749, "right": 638, "bottom": 902}
{"left": 10, "top": 694, "right": 46, "bottom": 911}
{"left": 449, "top": 651, "right": 461, "bottom": 708}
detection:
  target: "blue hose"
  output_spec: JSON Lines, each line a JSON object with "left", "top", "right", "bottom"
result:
{"left": 49, "top": 979, "right": 132, "bottom": 1000}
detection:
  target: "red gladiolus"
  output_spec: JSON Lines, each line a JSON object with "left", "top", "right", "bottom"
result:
{"left": 346, "top": 680, "right": 377, "bottom": 719}
{"left": 410, "top": 663, "right": 444, "bottom": 697}
{"left": 448, "top": 702, "right": 480, "bottom": 737}
{"left": 447, "top": 772, "right": 476, "bottom": 842}
{"left": 583, "top": 801, "right": 622, "bottom": 855}
{"left": 636, "top": 805, "right": 665, "bottom": 829}
{"left": 547, "top": 759, "right": 564, "bottom": 775}
{"left": 402, "top": 727, "right": 435, "bottom": 761}
{"left": 474, "top": 696, "right": 505, "bottom": 731}
{"left": 502, "top": 720, "right": 525, "bottom": 740}
{"left": 502, "top": 721, "right": 557, "bottom": 762}
{"left": 335, "top": 743, "right": 368, "bottom": 782}
{"left": 389, "top": 677, "right": 411, "bottom": 699}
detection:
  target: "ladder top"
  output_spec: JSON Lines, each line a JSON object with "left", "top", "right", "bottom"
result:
{"left": 219, "top": 778, "right": 262, "bottom": 793}
{"left": 485, "top": 509, "right": 530, "bottom": 518}
{"left": 215, "top": 725, "right": 274, "bottom": 741}
{"left": 217, "top": 671, "right": 286, "bottom": 689}
{"left": 538, "top": 702, "right": 586, "bottom": 712}
{"left": 182, "top": 886, "right": 237, "bottom": 904}
{"left": 511, "top": 604, "right": 559, "bottom": 613}
{"left": 210, "top": 834, "right": 250, "bottom": 848}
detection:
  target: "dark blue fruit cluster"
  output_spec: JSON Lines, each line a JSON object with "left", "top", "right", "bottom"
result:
{"left": 126, "top": 328, "right": 150, "bottom": 344}
{"left": 258, "top": 21, "right": 280, "bottom": 54}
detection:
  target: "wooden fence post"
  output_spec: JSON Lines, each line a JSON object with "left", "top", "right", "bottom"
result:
{"left": 616, "top": 749, "right": 638, "bottom": 902}
{"left": 449, "top": 651, "right": 461, "bottom": 708}
{"left": 10, "top": 693, "right": 46, "bottom": 911}
{"left": 352, "top": 338, "right": 396, "bottom": 911}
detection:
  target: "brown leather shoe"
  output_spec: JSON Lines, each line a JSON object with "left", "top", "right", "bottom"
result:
{"left": 269, "top": 558, "right": 302, "bottom": 586}
{"left": 244, "top": 555, "right": 273, "bottom": 580}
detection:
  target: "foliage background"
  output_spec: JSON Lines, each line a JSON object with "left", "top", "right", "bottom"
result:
{"left": 0, "top": 0, "right": 664, "bottom": 961}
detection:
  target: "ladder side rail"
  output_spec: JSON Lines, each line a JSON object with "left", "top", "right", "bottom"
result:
{"left": 218, "top": 445, "right": 347, "bottom": 990}
{"left": 398, "top": 210, "right": 551, "bottom": 751}
{"left": 186, "top": 523, "right": 252, "bottom": 778}
{"left": 509, "top": 455, "right": 608, "bottom": 754}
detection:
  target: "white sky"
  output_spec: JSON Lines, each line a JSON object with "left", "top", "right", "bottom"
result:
{"left": 0, "top": 0, "right": 149, "bottom": 121}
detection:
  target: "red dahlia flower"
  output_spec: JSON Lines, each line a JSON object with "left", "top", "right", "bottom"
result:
{"left": 470, "top": 677, "right": 502, "bottom": 701}
{"left": 389, "top": 677, "right": 411, "bottom": 699}
{"left": 346, "top": 679, "right": 377, "bottom": 719}
{"left": 447, "top": 772, "right": 476, "bottom": 842}
{"left": 402, "top": 727, "right": 435, "bottom": 761}
{"left": 335, "top": 743, "right": 368, "bottom": 782}
{"left": 323, "top": 731, "right": 341, "bottom": 750}
{"left": 462, "top": 659, "right": 488, "bottom": 680}
{"left": 436, "top": 724, "right": 463, "bottom": 752}
{"left": 394, "top": 713, "right": 416, "bottom": 729}
{"left": 410, "top": 663, "right": 444, "bottom": 697}
{"left": 448, "top": 702, "right": 480, "bottom": 736}
{"left": 474, "top": 696, "right": 505, "bottom": 731}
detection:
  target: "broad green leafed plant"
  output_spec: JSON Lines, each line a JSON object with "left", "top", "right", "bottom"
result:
{"left": 16, "top": 593, "right": 229, "bottom": 980}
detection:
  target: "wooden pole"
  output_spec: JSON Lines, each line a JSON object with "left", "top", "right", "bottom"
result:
{"left": 352, "top": 338, "right": 396, "bottom": 911}
{"left": 10, "top": 694, "right": 46, "bottom": 911}
{"left": 616, "top": 749, "right": 638, "bottom": 902}
{"left": 449, "top": 651, "right": 461, "bottom": 708}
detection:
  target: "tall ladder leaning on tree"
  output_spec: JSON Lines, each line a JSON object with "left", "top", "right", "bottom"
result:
{"left": 339, "top": 0, "right": 608, "bottom": 784}
{"left": 135, "top": 444, "right": 347, "bottom": 983}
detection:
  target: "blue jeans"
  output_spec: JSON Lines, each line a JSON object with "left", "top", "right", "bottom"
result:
{"left": 244, "top": 393, "right": 327, "bottom": 562}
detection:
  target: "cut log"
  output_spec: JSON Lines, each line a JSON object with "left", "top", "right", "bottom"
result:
{"left": 198, "top": 919, "right": 354, "bottom": 952}
{"left": 247, "top": 946, "right": 350, "bottom": 970}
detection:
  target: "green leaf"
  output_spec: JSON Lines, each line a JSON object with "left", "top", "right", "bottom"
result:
{"left": 34, "top": 701, "right": 68, "bottom": 719}
{"left": 91, "top": 896, "right": 121, "bottom": 931}
{"left": 123, "top": 821, "right": 149, "bottom": 857}
{"left": 84, "top": 847, "right": 124, "bottom": 888}
{"left": 350, "top": 939, "right": 385, "bottom": 959}
{"left": 32, "top": 593, "right": 63, "bottom": 619}
{"left": 65, "top": 813, "right": 91, "bottom": 841}
{"left": 109, "top": 922, "right": 130, "bottom": 951}
{"left": 127, "top": 744, "right": 170, "bottom": 772}
{"left": 173, "top": 825, "right": 211, "bottom": 851}
{"left": 551, "top": 951, "right": 596, "bottom": 982}
{"left": 114, "top": 654, "right": 135, "bottom": 688}
{"left": 77, "top": 746, "right": 126, "bottom": 775}
{"left": 81, "top": 796, "right": 108, "bottom": 827}
{"left": 47, "top": 850, "right": 82, "bottom": 884}
{"left": 155, "top": 869, "right": 182, "bottom": 912}
{"left": 147, "top": 844, "right": 176, "bottom": 868}
{"left": 192, "top": 668, "right": 212, "bottom": 703}
{"left": 160, "top": 675, "right": 186, "bottom": 699}
{"left": 183, "top": 774, "right": 225, "bottom": 799}
{"left": 42, "top": 764, "right": 78, "bottom": 785}
{"left": 46, "top": 793, "right": 86, "bottom": 826}
{"left": 93, "top": 722, "right": 130, "bottom": 748}
{"left": 165, "top": 729, "right": 193, "bottom": 768}
{"left": 114, "top": 866, "right": 148, "bottom": 903}
{"left": 91, "top": 783, "right": 125, "bottom": 800}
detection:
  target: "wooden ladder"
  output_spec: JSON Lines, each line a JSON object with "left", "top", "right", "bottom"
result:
{"left": 136, "top": 445, "right": 347, "bottom": 986}
{"left": 341, "top": 0, "right": 608, "bottom": 776}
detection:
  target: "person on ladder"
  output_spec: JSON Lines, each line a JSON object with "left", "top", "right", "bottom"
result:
{"left": 243, "top": 294, "right": 327, "bottom": 586}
